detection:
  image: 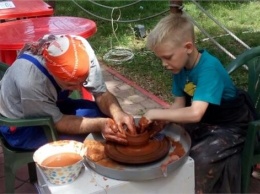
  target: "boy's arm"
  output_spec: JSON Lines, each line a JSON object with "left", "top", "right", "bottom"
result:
{"left": 143, "top": 99, "right": 208, "bottom": 124}
{"left": 169, "top": 96, "right": 186, "bottom": 109}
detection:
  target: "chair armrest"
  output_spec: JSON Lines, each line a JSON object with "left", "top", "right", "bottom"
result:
{"left": 249, "top": 120, "right": 260, "bottom": 128}
{"left": 0, "top": 116, "right": 57, "bottom": 142}
{"left": 226, "top": 46, "right": 260, "bottom": 74}
{"left": 0, "top": 62, "right": 9, "bottom": 71}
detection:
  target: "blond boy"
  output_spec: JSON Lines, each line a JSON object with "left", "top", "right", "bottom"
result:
{"left": 143, "top": 13, "right": 255, "bottom": 193}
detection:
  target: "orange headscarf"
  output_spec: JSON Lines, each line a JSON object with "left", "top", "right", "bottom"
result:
{"left": 42, "top": 35, "right": 89, "bottom": 82}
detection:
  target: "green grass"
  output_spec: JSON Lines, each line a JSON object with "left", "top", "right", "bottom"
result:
{"left": 53, "top": 0, "right": 260, "bottom": 103}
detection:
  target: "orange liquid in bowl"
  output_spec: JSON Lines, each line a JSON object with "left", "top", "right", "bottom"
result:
{"left": 41, "top": 152, "right": 82, "bottom": 167}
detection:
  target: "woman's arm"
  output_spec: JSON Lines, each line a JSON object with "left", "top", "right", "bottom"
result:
{"left": 94, "top": 90, "right": 136, "bottom": 133}
{"left": 55, "top": 114, "right": 128, "bottom": 144}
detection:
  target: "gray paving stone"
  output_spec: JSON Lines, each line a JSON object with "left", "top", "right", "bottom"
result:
{"left": 140, "top": 98, "right": 163, "bottom": 109}
{"left": 120, "top": 103, "right": 146, "bottom": 116}
{"left": 127, "top": 94, "right": 146, "bottom": 103}
{"left": 105, "top": 80, "right": 122, "bottom": 89}
{"left": 116, "top": 83, "right": 132, "bottom": 90}
{"left": 100, "top": 64, "right": 167, "bottom": 116}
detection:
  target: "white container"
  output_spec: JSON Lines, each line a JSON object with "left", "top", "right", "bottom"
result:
{"left": 33, "top": 140, "right": 86, "bottom": 185}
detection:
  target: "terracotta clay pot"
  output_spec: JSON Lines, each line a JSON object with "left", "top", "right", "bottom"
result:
{"left": 126, "top": 131, "right": 150, "bottom": 147}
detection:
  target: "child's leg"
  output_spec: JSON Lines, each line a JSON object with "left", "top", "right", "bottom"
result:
{"left": 185, "top": 124, "right": 245, "bottom": 193}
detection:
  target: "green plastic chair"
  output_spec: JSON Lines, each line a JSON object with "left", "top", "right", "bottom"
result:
{"left": 226, "top": 46, "right": 260, "bottom": 193}
{"left": 0, "top": 62, "right": 58, "bottom": 193}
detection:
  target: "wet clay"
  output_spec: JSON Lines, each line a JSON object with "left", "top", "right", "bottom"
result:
{"left": 41, "top": 152, "right": 82, "bottom": 167}
{"left": 96, "top": 158, "right": 124, "bottom": 170}
{"left": 105, "top": 137, "right": 170, "bottom": 164}
{"left": 125, "top": 130, "right": 150, "bottom": 147}
{"left": 87, "top": 136, "right": 185, "bottom": 168}
{"left": 105, "top": 119, "right": 171, "bottom": 164}
{"left": 168, "top": 137, "right": 185, "bottom": 157}
{"left": 160, "top": 138, "right": 186, "bottom": 173}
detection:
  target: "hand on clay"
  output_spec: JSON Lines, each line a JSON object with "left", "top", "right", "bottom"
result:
{"left": 112, "top": 111, "right": 137, "bottom": 135}
{"left": 101, "top": 118, "right": 127, "bottom": 145}
{"left": 148, "top": 120, "right": 169, "bottom": 138}
{"left": 138, "top": 116, "right": 169, "bottom": 138}
{"left": 138, "top": 116, "right": 151, "bottom": 134}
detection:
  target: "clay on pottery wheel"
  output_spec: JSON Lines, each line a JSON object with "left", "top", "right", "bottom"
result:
{"left": 105, "top": 134, "right": 171, "bottom": 164}
{"left": 126, "top": 130, "right": 150, "bottom": 147}
{"left": 105, "top": 120, "right": 171, "bottom": 164}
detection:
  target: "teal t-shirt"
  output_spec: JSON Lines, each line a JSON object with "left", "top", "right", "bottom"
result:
{"left": 172, "top": 50, "right": 236, "bottom": 105}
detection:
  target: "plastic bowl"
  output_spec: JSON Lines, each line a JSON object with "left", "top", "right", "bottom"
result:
{"left": 33, "top": 140, "right": 85, "bottom": 185}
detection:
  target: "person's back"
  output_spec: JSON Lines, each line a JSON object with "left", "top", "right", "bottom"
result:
{"left": 0, "top": 34, "right": 135, "bottom": 150}
{"left": 0, "top": 55, "right": 57, "bottom": 119}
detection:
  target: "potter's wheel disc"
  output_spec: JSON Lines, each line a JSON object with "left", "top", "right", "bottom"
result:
{"left": 105, "top": 137, "right": 170, "bottom": 164}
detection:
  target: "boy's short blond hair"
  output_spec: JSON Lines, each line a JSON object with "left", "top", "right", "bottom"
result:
{"left": 146, "top": 13, "right": 195, "bottom": 50}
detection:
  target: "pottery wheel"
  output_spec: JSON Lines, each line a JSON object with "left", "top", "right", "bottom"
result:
{"left": 105, "top": 137, "right": 170, "bottom": 164}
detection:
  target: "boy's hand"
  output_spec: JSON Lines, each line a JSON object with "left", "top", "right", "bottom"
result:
{"left": 138, "top": 116, "right": 151, "bottom": 133}
{"left": 148, "top": 120, "right": 169, "bottom": 138}
{"left": 138, "top": 116, "right": 169, "bottom": 137}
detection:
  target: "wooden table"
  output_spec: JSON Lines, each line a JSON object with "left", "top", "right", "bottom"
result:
{"left": 0, "top": 0, "right": 54, "bottom": 21}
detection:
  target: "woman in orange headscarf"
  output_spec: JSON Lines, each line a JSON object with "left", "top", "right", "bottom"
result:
{"left": 0, "top": 34, "right": 136, "bottom": 149}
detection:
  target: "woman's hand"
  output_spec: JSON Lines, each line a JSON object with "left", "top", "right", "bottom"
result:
{"left": 112, "top": 111, "right": 137, "bottom": 134}
{"left": 101, "top": 118, "right": 127, "bottom": 145}
{"left": 95, "top": 90, "right": 137, "bottom": 134}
